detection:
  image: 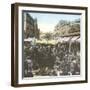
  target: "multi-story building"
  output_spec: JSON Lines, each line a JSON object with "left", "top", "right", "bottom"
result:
{"left": 24, "top": 13, "right": 40, "bottom": 39}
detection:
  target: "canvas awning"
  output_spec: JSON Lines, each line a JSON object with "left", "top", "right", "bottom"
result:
{"left": 24, "top": 38, "right": 33, "bottom": 42}
{"left": 63, "top": 37, "right": 72, "bottom": 42}
{"left": 71, "top": 36, "right": 79, "bottom": 42}
{"left": 57, "top": 36, "right": 80, "bottom": 43}
{"left": 76, "top": 37, "right": 80, "bottom": 42}
{"left": 57, "top": 37, "right": 72, "bottom": 42}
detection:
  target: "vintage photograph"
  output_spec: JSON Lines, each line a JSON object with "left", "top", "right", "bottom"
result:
{"left": 11, "top": 3, "right": 87, "bottom": 87}
{"left": 23, "top": 11, "right": 81, "bottom": 78}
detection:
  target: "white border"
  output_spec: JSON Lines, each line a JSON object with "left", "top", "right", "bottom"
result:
{"left": 18, "top": 6, "right": 86, "bottom": 84}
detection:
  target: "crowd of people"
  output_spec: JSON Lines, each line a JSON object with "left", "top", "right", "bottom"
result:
{"left": 24, "top": 41, "right": 80, "bottom": 77}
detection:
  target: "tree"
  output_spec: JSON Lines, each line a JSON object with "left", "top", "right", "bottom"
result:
{"left": 54, "top": 19, "right": 80, "bottom": 37}
{"left": 43, "top": 32, "right": 52, "bottom": 43}
{"left": 69, "top": 24, "right": 80, "bottom": 33}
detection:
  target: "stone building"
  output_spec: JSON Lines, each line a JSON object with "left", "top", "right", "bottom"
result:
{"left": 24, "top": 13, "right": 40, "bottom": 39}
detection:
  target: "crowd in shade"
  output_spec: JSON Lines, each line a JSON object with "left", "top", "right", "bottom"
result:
{"left": 24, "top": 41, "right": 80, "bottom": 77}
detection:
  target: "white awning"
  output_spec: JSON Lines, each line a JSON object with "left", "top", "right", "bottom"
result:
{"left": 63, "top": 37, "right": 71, "bottom": 42}
{"left": 57, "top": 36, "right": 80, "bottom": 43}
{"left": 71, "top": 36, "right": 80, "bottom": 42}
{"left": 57, "top": 37, "right": 72, "bottom": 42}
{"left": 76, "top": 37, "right": 80, "bottom": 42}
{"left": 24, "top": 37, "right": 35, "bottom": 42}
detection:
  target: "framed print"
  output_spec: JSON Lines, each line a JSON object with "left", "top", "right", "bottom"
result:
{"left": 11, "top": 3, "right": 88, "bottom": 87}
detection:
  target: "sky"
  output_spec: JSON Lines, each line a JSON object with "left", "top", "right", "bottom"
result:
{"left": 28, "top": 12, "right": 80, "bottom": 33}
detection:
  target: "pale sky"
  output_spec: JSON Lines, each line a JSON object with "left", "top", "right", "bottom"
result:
{"left": 28, "top": 12, "right": 80, "bottom": 33}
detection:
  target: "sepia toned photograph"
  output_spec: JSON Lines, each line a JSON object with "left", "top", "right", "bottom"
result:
{"left": 23, "top": 11, "right": 81, "bottom": 78}
{"left": 11, "top": 3, "right": 87, "bottom": 87}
